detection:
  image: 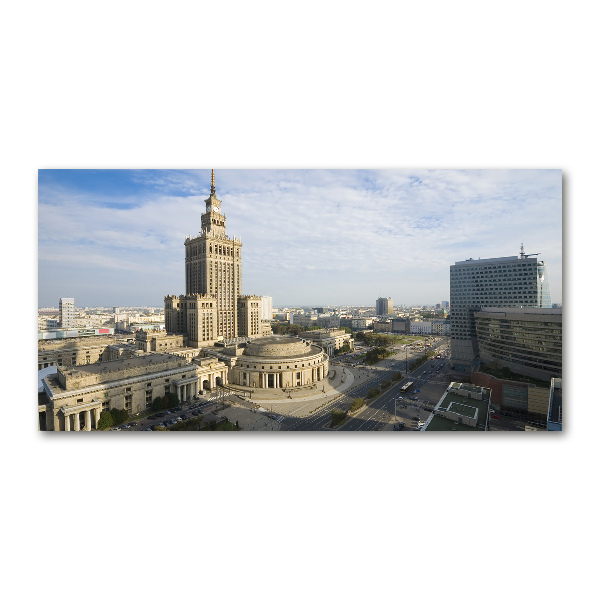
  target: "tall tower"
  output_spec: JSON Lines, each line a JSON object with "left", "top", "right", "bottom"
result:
{"left": 184, "top": 170, "right": 242, "bottom": 340}
{"left": 449, "top": 248, "right": 552, "bottom": 372}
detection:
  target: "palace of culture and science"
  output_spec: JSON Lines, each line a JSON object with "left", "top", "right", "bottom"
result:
{"left": 164, "top": 170, "right": 264, "bottom": 345}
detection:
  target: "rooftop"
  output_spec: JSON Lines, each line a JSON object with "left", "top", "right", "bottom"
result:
{"left": 422, "top": 382, "right": 491, "bottom": 431}
{"left": 62, "top": 352, "right": 185, "bottom": 375}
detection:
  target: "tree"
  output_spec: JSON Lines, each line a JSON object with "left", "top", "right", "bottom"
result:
{"left": 166, "top": 392, "right": 179, "bottom": 408}
{"left": 152, "top": 396, "right": 166, "bottom": 411}
{"left": 109, "top": 408, "right": 128, "bottom": 425}
{"left": 331, "top": 409, "right": 347, "bottom": 427}
{"left": 350, "top": 398, "right": 365, "bottom": 412}
{"left": 97, "top": 410, "right": 113, "bottom": 430}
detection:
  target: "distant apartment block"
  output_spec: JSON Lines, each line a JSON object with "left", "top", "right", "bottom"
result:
{"left": 59, "top": 298, "right": 76, "bottom": 329}
{"left": 260, "top": 296, "right": 273, "bottom": 321}
{"left": 376, "top": 297, "right": 393, "bottom": 316}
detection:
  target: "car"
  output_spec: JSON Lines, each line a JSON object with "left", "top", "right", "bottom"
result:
{"left": 181, "top": 414, "right": 188, "bottom": 420}
{"left": 111, "top": 427, "right": 121, "bottom": 431}
{"left": 146, "top": 428, "right": 152, "bottom": 431}
{"left": 129, "top": 422, "right": 138, "bottom": 427}
{"left": 177, "top": 416, "right": 183, "bottom": 422}
{"left": 121, "top": 424, "right": 130, "bottom": 429}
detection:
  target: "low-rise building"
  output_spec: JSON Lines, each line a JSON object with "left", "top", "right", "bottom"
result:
{"left": 40, "top": 353, "right": 228, "bottom": 431}
{"left": 421, "top": 382, "right": 491, "bottom": 431}
{"left": 38, "top": 334, "right": 129, "bottom": 370}
{"left": 297, "top": 328, "right": 354, "bottom": 357}
{"left": 471, "top": 371, "right": 550, "bottom": 416}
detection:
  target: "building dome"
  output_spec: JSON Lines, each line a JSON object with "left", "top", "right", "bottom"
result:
{"left": 242, "top": 336, "right": 312, "bottom": 358}
{"left": 231, "top": 335, "right": 329, "bottom": 389}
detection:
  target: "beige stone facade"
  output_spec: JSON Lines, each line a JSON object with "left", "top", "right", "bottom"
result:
{"left": 229, "top": 336, "right": 329, "bottom": 389}
{"left": 166, "top": 171, "right": 247, "bottom": 342}
{"left": 38, "top": 334, "right": 133, "bottom": 370}
{"left": 297, "top": 328, "right": 354, "bottom": 357}
{"left": 135, "top": 329, "right": 185, "bottom": 352}
{"left": 40, "top": 353, "right": 229, "bottom": 431}
{"left": 238, "top": 295, "right": 261, "bottom": 338}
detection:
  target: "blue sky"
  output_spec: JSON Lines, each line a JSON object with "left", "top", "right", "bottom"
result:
{"left": 38, "top": 169, "right": 563, "bottom": 308}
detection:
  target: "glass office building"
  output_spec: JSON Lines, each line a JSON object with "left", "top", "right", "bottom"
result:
{"left": 450, "top": 254, "right": 552, "bottom": 372}
{"left": 474, "top": 307, "right": 562, "bottom": 381}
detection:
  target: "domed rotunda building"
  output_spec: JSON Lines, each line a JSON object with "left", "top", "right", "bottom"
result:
{"left": 230, "top": 336, "right": 329, "bottom": 389}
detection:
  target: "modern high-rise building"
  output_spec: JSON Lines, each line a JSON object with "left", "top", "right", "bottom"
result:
{"left": 376, "top": 297, "right": 393, "bottom": 316}
{"left": 450, "top": 248, "right": 552, "bottom": 372}
{"left": 59, "top": 297, "right": 75, "bottom": 329}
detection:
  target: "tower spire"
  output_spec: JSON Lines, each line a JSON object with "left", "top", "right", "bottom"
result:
{"left": 211, "top": 169, "right": 215, "bottom": 195}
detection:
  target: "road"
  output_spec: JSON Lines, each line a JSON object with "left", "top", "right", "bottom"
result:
{"left": 280, "top": 337, "right": 451, "bottom": 431}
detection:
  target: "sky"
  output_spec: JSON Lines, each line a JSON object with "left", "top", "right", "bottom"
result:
{"left": 38, "top": 169, "right": 562, "bottom": 309}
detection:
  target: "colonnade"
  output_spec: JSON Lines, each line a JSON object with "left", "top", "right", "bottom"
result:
{"left": 175, "top": 369, "right": 228, "bottom": 401}
{"left": 62, "top": 402, "right": 102, "bottom": 431}
{"left": 252, "top": 364, "right": 326, "bottom": 388}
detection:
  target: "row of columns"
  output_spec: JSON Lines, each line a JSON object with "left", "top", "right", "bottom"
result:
{"left": 254, "top": 364, "right": 326, "bottom": 388}
{"left": 177, "top": 380, "right": 199, "bottom": 402}
{"left": 176, "top": 370, "right": 228, "bottom": 401}
{"left": 64, "top": 406, "right": 101, "bottom": 431}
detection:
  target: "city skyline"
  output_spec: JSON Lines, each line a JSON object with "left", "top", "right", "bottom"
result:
{"left": 38, "top": 169, "right": 562, "bottom": 308}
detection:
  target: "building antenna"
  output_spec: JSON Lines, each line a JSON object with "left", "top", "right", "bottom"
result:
{"left": 211, "top": 169, "right": 216, "bottom": 195}
{"left": 520, "top": 242, "right": 525, "bottom": 259}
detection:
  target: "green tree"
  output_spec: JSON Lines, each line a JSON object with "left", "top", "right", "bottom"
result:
{"left": 331, "top": 409, "right": 347, "bottom": 427}
{"left": 97, "top": 410, "right": 113, "bottom": 430}
{"left": 166, "top": 392, "right": 179, "bottom": 408}
{"left": 367, "top": 387, "right": 380, "bottom": 399}
{"left": 109, "top": 408, "right": 128, "bottom": 425}
{"left": 152, "top": 396, "right": 166, "bottom": 411}
{"left": 350, "top": 398, "right": 365, "bottom": 412}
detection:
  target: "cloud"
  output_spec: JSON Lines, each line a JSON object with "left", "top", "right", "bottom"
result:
{"left": 38, "top": 169, "right": 562, "bottom": 307}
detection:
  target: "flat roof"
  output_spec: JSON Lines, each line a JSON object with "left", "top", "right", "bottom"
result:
{"left": 424, "top": 382, "right": 490, "bottom": 430}
{"left": 423, "top": 415, "right": 484, "bottom": 431}
{"left": 61, "top": 353, "right": 184, "bottom": 375}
